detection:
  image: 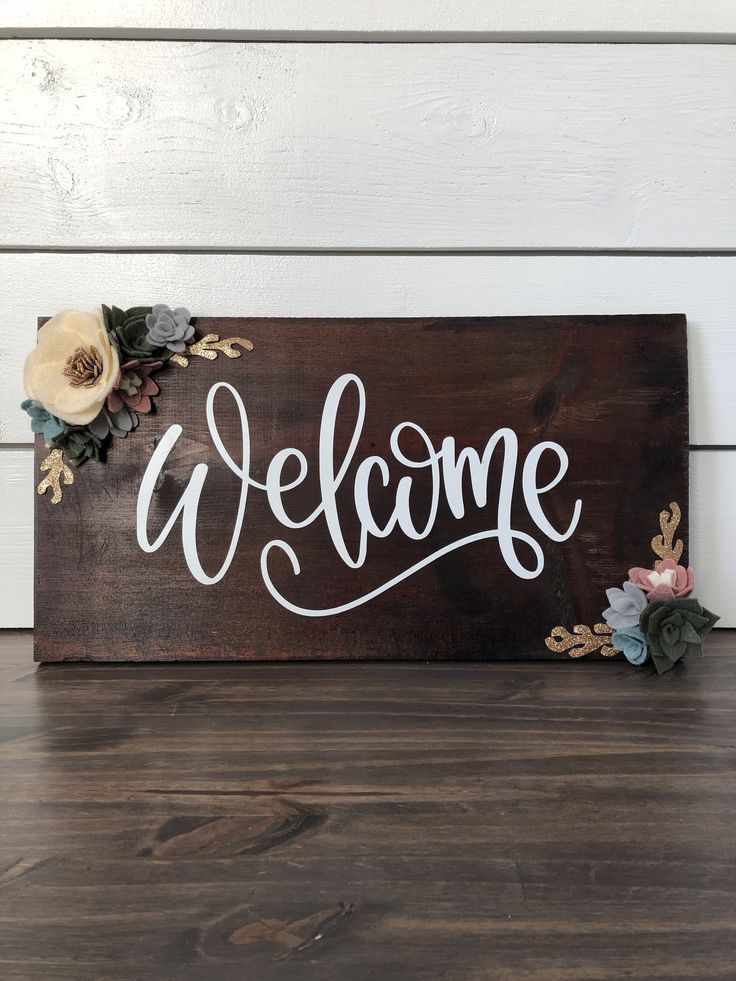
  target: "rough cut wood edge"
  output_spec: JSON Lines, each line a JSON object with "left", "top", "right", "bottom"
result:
{"left": 2, "top": 41, "right": 735, "bottom": 250}
{"left": 1, "top": 0, "right": 735, "bottom": 40}
{"left": 2, "top": 253, "right": 735, "bottom": 445}
{"left": 1, "top": 446, "right": 734, "bottom": 629}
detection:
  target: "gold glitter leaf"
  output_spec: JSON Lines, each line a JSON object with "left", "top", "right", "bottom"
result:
{"left": 545, "top": 623, "right": 620, "bottom": 659}
{"left": 37, "top": 446, "right": 74, "bottom": 505}
{"left": 171, "top": 334, "right": 254, "bottom": 368}
{"left": 651, "top": 501, "right": 684, "bottom": 563}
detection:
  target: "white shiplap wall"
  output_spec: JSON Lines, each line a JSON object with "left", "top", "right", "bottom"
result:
{"left": 1, "top": 2, "right": 735, "bottom": 40}
{"left": 3, "top": 41, "right": 736, "bottom": 250}
{"left": 0, "top": 8, "right": 734, "bottom": 628}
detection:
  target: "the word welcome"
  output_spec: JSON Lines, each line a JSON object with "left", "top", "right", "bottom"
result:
{"left": 136, "top": 376, "right": 582, "bottom": 616}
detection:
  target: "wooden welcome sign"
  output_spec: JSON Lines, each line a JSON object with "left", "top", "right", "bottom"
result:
{"left": 33, "top": 314, "right": 688, "bottom": 662}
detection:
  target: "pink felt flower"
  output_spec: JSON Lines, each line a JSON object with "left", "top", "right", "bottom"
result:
{"left": 107, "top": 360, "right": 162, "bottom": 414}
{"left": 628, "top": 558, "right": 695, "bottom": 601}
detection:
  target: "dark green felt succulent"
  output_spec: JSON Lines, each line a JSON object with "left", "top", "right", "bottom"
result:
{"left": 640, "top": 598, "right": 719, "bottom": 674}
{"left": 103, "top": 305, "right": 171, "bottom": 363}
{"left": 52, "top": 426, "right": 106, "bottom": 467}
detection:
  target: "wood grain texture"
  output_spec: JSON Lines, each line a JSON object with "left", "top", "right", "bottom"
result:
{"left": 33, "top": 314, "right": 689, "bottom": 662}
{"left": 2, "top": 254, "right": 736, "bottom": 445}
{"left": 2, "top": 629, "right": 736, "bottom": 978}
{"left": 2, "top": 0, "right": 735, "bottom": 39}
{"left": 2, "top": 41, "right": 735, "bottom": 249}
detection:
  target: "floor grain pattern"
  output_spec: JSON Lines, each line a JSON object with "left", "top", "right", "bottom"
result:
{"left": 1, "top": 630, "right": 734, "bottom": 979}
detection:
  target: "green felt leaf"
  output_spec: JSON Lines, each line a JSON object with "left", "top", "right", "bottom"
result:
{"left": 101, "top": 304, "right": 114, "bottom": 334}
{"left": 110, "top": 306, "right": 127, "bottom": 330}
{"left": 123, "top": 316, "right": 149, "bottom": 333}
{"left": 697, "top": 605, "right": 720, "bottom": 635}
{"left": 677, "top": 620, "right": 702, "bottom": 647}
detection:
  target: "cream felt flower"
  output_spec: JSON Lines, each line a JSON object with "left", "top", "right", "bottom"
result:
{"left": 23, "top": 309, "right": 120, "bottom": 426}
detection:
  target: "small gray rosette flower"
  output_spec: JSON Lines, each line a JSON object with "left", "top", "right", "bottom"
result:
{"left": 640, "top": 598, "right": 719, "bottom": 674}
{"left": 602, "top": 580, "right": 647, "bottom": 630}
{"left": 145, "top": 304, "right": 194, "bottom": 353}
{"left": 612, "top": 625, "right": 649, "bottom": 666}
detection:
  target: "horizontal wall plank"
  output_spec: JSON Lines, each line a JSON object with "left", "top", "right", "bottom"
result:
{"left": 2, "top": 446, "right": 733, "bottom": 628}
{"left": 690, "top": 452, "right": 736, "bottom": 628}
{"left": 1, "top": 41, "right": 735, "bottom": 249}
{"left": 0, "top": 449, "right": 33, "bottom": 628}
{"left": 2, "top": 254, "right": 735, "bottom": 445}
{"left": 1, "top": 1, "right": 735, "bottom": 40}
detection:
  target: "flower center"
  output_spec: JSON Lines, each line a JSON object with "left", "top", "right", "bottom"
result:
{"left": 662, "top": 622, "right": 680, "bottom": 644}
{"left": 63, "top": 345, "right": 103, "bottom": 388}
{"left": 119, "top": 370, "right": 142, "bottom": 395}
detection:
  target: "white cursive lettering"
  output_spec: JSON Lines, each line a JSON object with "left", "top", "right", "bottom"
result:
{"left": 136, "top": 375, "right": 582, "bottom": 614}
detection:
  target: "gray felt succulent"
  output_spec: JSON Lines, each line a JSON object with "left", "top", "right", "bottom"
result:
{"left": 88, "top": 405, "right": 139, "bottom": 440}
{"left": 145, "top": 304, "right": 195, "bottom": 353}
{"left": 602, "top": 580, "right": 647, "bottom": 630}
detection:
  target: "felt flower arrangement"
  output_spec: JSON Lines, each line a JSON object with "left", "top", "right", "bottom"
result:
{"left": 545, "top": 503, "right": 719, "bottom": 674}
{"left": 22, "top": 304, "right": 253, "bottom": 503}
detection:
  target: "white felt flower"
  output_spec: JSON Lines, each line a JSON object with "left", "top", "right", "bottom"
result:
{"left": 23, "top": 309, "right": 120, "bottom": 426}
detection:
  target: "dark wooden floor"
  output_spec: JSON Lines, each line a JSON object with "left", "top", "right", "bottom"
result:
{"left": 1, "top": 632, "right": 735, "bottom": 980}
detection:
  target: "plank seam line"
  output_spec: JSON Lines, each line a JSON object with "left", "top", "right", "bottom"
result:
{"left": 2, "top": 248, "right": 736, "bottom": 258}
{"left": 1, "top": 30, "right": 735, "bottom": 44}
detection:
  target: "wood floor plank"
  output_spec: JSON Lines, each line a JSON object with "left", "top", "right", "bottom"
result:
{"left": 1, "top": 630, "right": 735, "bottom": 978}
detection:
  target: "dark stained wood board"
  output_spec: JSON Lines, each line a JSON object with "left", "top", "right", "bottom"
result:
{"left": 2, "top": 630, "right": 736, "bottom": 979}
{"left": 34, "top": 315, "right": 688, "bottom": 661}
